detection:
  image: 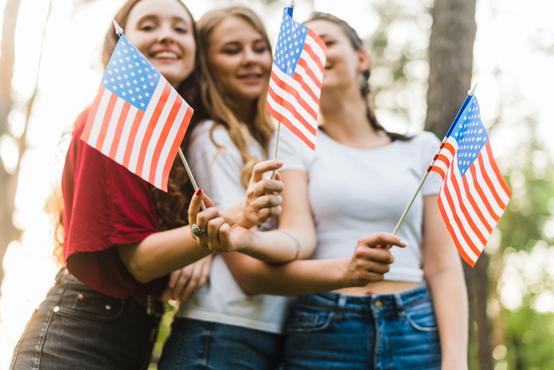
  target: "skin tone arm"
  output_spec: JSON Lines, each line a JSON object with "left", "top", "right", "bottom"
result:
{"left": 222, "top": 169, "right": 406, "bottom": 295}
{"left": 223, "top": 232, "right": 404, "bottom": 295}
{"left": 422, "top": 195, "right": 469, "bottom": 370}
{"left": 117, "top": 190, "right": 238, "bottom": 284}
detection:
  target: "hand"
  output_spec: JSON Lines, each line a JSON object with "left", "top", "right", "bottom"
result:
{"left": 238, "top": 160, "right": 284, "bottom": 228}
{"left": 188, "top": 189, "right": 244, "bottom": 252}
{"left": 341, "top": 232, "right": 406, "bottom": 287}
{"left": 166, "top": 255, "right": 213, "bottom": 300}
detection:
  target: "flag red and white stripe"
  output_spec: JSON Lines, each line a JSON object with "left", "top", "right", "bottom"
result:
{"left": 80, "top": 35, "right": 193, "bottom": 191}
{"left": 430, "top": 137, "right": 511, "bottom": 266}
{"left": 267, "top": 9, "right": 326, "bottom": 150}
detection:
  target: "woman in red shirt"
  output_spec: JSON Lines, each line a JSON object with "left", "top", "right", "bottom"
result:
{"left": 10, "top": 1, "right": 283, "bottom": 369}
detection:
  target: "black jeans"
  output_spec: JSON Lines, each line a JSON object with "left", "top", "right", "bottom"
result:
{"left": 10, "top": 269, "right": 162, "bottom": 370}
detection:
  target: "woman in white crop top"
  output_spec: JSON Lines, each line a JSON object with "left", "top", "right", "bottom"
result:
{"left": 158, "top": 6, "right": 406, "bottom": 370}
{"left": 224, "top": 12, "right": 469, "bottom": 370}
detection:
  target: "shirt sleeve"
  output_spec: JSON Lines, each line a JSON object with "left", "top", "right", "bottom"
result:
{"left": 186, "top": 121, "right": 246, "bottom": 208}
{"left": 419, "top": 131, "right": 443, "bottom": 196}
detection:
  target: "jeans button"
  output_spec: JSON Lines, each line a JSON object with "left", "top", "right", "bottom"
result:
{"left": 105, "top": 304, "right": 112, "bottom": 311}
{"left": 374, "top": 300, "right": 383, "bottom": 308}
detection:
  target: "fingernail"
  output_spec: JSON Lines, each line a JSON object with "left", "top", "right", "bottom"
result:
{"left": 195, "top": 188, "right": 203, "bottom": 196}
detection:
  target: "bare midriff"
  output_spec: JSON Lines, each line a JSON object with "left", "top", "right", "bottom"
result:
{"left": 335, "top": 280, "right": 420, "bottom": 296}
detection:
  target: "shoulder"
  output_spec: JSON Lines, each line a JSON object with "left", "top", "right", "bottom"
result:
{"left": 398, "top": 131, "right": 441, "bottom": 153}
{"left": 190, "top": 120, "right": 234, "bottom": 148}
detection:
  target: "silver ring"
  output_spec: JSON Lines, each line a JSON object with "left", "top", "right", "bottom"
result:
{"left": 191, "top": 224, "right": 206, "bottom": 238}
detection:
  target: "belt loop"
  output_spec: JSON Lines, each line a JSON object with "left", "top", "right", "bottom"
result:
{"left": 337, "top": 294, "right": 347, "bottom": 308}
{"left": 394, "top": 292, "right": 404, "bottom": 309}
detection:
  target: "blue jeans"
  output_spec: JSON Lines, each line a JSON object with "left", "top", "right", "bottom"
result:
{"left": 10, "top": 269, "right": 162, "bottom": 370}
{"left": 158, "top": 318, "right": 283, "bottom": 369}
{"left": 283, "top": 284, "right": 441, "bottom": 370}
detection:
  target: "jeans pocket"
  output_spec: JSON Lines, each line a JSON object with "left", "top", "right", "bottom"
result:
{"left": 403, "top": 301, "right": 437, "bottom": 332}
{"left": 285, "top": 305, "right": 333, "bottom": 333}
{"left": 55, "top": 286, "right": 125, "bottom": 322}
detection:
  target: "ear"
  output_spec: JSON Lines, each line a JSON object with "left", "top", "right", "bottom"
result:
{"left": 357, "top": 49, "right": 371, "bottom": 72}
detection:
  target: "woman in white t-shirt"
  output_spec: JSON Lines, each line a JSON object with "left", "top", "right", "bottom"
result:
{"left": 224, "top": 12, "right": 469, "bottom": 370}
{"left": 157, "top": 6, "right": 405, "bottom": 370}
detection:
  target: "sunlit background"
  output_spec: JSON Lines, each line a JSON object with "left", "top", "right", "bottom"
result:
{"left": 1, "top": 0, "right": 553, "bottom": 369}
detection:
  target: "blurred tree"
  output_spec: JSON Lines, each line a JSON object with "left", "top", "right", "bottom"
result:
{"left": 0, "top": 0, "right": 22, "bottom": 295}
{"left": 0, "top": 0, "right": 53, "bottom": 293}
{"left": 423, "top": 0, "right": 485, "bottom": 369}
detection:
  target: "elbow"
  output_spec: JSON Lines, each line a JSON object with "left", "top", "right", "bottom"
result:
{"left": 125, "top": 259, "right": 154, "bottom": 284}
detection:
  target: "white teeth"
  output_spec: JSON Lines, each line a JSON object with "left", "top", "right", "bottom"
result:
{"left": 154, "top": 51, "right": 177, "bottom": 59}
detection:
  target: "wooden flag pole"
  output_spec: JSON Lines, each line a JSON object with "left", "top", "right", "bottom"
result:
{"left": 391, "top": 81, "right": 479, "bottom": 235}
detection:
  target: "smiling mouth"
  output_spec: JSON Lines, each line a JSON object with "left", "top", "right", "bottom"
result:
{"left": 150, "top": 51, "right": 180, "bottom": 60}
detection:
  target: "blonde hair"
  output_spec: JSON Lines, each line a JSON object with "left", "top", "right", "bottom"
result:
{"left": 196, "top": 5, "right": 274, "bottom": 187}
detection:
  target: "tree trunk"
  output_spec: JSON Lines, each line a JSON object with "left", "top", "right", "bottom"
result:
{"left": 425, "top": 0, "right": 476, "bottom": 137}
{"left": 424, "top": 0, "right": 493, "bottom": 369}
{"left": 0, "top": 0, "right": 22, "bottom": 293}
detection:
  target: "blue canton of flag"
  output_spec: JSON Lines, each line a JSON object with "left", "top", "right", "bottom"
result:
{"left": 103, "top": 36, "right": 159, "bottom": 111}
{"left": 451, "top": 99, "right": 488, "bottom": 175}
{"left": 273, "top": 12, "right": 309, "bottom": 76}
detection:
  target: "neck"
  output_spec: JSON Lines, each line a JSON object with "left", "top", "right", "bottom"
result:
{"left": 319, "top": 87, "right": 382, "bottom": 146}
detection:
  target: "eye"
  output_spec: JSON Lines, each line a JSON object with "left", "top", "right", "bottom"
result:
{"left": 221, "top": 45, "right": 241, "bottom": 55}
{"left": 139, "top": 22, "right": 156, "bottom": 32}
{"left": 324, "top": 40, "right": 336, "bottom": 47}
{"left": 253, "top": 42, "right": 269, "bottom": 54}
{"left": 174, "top": 24, "right": 189, "bottom": 34}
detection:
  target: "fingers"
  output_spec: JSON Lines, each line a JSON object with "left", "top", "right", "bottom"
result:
{"left": 248, "top": 178, "right": 284, "bottom": 197}
{"left": 250, "top": 160, "right": 283, "bottom": 183}
{"left": 358, "top": 232, "right": 406, "bottom": 249}
{"left": 207, "top": 216, "right": 226, "bottom": 249}
{"left": 180, "top": 257, "right": 211, "bottom": 301}
{"left": 187, "top": 188, "right": 204, "bottom": 227}
{"left": 354, "top": 244, "right": 395, "bottom": 264}
{"left": 171, "top": 265, "right": 193, "bottom": 300}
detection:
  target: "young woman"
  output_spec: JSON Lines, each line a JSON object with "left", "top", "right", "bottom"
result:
{"left": 9, "top": 1, "right": 282, "bottom": 369}
{"left": 224, "top": 12, "right": 469, "bottom": 370}
{"left": 158, "top": 5, "right": 405, "bottom": 370}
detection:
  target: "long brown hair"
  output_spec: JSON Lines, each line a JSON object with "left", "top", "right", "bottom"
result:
{"left": 306, "top": 12, "right": 410, "bottom": 142}
{"left": 53, "top": 0, "right": 199, "bottom": 260}
{"left": 196, "top": 5, "right": 274, "bottom": 187}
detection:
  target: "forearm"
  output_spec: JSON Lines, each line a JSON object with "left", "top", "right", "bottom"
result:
{"left": 238, "top": 229, "right": 315, "bottom": 263}
{"left": 117, "top": 226, "right": 210, "bottom": 283}
{"left": 223, "top": 253, "right": 348, "bottom": 295}
{"left": 425, "top": 264, "right": 468, "bottom": 368}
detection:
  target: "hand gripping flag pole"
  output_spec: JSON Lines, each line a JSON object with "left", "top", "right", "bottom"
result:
{"left": 267, "top": 1, "right": 326, "bottom": 177}
{"left": 392, "top": 82, "right": 511, "bottom": 266}
{"left": 82, "top": 21, "right": 204, "bottom": 206}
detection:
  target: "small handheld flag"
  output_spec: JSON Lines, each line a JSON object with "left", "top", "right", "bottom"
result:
{"left": 430, "top": 95, "right": 511, "bottom": 266}
{"left": 81, "top": 33, "right": 194, "bottom": 191}
{"left": 267, "top": 7, "right": 326, "bottom": 150}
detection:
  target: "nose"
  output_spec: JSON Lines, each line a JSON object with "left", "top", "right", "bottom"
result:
{"left": 241, "top": 48, "right": 259, "bottom": 65}
{"left": 157, "top": 24, "right": 176, "bottom": 44}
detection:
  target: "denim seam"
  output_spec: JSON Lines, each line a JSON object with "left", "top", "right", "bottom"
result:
{"left": 34, "top": 285, "right": 66, "bottom": 370}
{"left": 285, "top": 311, "right": 334, "bottom": 333}
{"left": 201, "top": 322, "right": 214, "bottom": 368}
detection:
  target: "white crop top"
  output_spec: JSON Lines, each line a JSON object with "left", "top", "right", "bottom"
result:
{"left": 276, "top": 127, "right": 442, "bottom": 282}
{"left": 176, "top": 120, "right": 288, "bottom": 334}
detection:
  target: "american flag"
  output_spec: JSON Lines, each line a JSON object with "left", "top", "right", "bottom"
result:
{"left": 267, "top": 8, "right": 326, "bottom": 150}
{"left": 430, "top": 96, "right": 511, "bottom": 266}
{"left": 81, "top": 35, "right": 193, "bottom": 191}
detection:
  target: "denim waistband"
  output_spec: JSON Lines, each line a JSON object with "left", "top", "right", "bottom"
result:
{"left": 293, "top": 283, "right": 431, "bottom": 314}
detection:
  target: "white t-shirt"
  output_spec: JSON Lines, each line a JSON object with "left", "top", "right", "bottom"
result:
{"left": 277, "top": 127, "right": 442, "bottom": 282}
{"left": 177, "top": 120, "right": 288, "bottom": 334}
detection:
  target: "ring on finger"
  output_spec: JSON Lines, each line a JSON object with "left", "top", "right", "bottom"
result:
{"left": 191, "top": 223, "right": 206, "bottom": 238}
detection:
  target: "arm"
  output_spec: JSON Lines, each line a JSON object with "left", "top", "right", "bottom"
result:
{"left": 422, "top": 195, "right": 468, "bottom": 370}
{"left": 224, "top": 232, "right": 403, "bottom": 295}
{"left": 233, "top": 169, "right": 317, "bottom": 262}
{"left": 117, "top": 191, "right": 230, "bottom": 283}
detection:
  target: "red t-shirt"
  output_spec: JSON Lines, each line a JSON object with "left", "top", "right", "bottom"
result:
{"left": 62, "top": 109, "right": 167, "bottom": 298}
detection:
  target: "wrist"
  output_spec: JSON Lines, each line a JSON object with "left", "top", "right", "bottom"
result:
{"left": 335, "top": 259, "right": 352, "bottom": 289}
